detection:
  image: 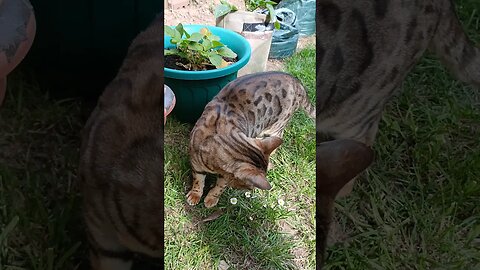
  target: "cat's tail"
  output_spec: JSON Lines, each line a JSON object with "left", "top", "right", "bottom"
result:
{"left": 297, "top": 83, "right": 316, "bottom": 119}
{"left": 430, "top": 1, "right": 480, "bottom": 89}
{"left": 303, "top": 97, "right": 316, "bottom": 119}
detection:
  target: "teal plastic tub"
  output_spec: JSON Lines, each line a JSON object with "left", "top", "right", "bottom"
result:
{"left": 164, "top": 25, "right": 251, "bottom": 124}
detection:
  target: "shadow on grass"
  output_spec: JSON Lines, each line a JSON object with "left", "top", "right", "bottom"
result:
{"left": 0, "top": 71, "right": 91, "bottom": 269}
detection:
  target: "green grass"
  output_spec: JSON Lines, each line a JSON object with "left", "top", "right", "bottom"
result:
{"left": 164, "top": 47, "right": 316, "bottom": 270}
{"left": 0, "top": 72, "right": 87, "bottom": 269}
{"left": 325, "top": 2, "right": 480, "bottom": 269}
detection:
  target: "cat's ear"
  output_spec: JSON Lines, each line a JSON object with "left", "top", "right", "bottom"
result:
{"left": 235, "top": 166, "right": 272, "bottom": 190}
{"left": 255, "top": 136, "right": 283, "bottom": 156}
{"left": 249, "top": 174, "right": 272, "bottom": 190}
{"left": 317, "top": 139, "right": 374, "bottom": 197}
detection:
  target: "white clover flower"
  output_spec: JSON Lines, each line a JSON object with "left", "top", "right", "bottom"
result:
{"left": 249, "top": 216, "right": 254, "bottom": 221}
{"left": 245, "top": 192, "right": 251, "bottom": 198}
{"left": 230, "top": 197, "right": 238, "bottom": 205}
{"left": 278, "top": 198, "right": 285, "bottom": 207}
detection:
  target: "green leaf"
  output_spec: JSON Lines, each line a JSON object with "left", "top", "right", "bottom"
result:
{"left": 165, "top": 26, "right": 176, "bottom": 37}
{"left": 274, "top": 20, "right": 280, "bottom": 30}
{"left": 208, "top": 53, "right": 223, "bottom": 68}
{"left": 217, "top": 47, "right": 237, "bottom": 58}
{"left": 188, "top": 42, "right": 204, "bottom": 51}
{"left": 211, "top": 40, "right": 224, "bottom": 48}
{"left": 266, "top": 3, "right": 276, "bottom": 23}
{"left": 210, "top": 35, "right": 221, "bottom": 41}
{"left": 187, "top": 32, "right": 203, "bottom": 42}
{"left": 174, "top": 30, "right": 182, "bottom": 43}
{"left": 164, "top": 49, "right": 179, "bottom": 55}
{"left": 214, "top": 4, "right": 234, "bottom": 18}
{"left": 265, "top": 0, "right": 277, "bottom": 6}
{"left": 202, "top": 39, "right": 212, "bottom": 50}
{"left": 175, "top": 23, "right": 184, "bottom": 36}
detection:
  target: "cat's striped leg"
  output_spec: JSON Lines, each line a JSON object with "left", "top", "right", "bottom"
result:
{"left": 204, "top": 176, "right": 228, "bottom": 208}
{"left": 90, "top": 251, "right": 133, "bottom": 270}
{"left": 87, "top": 225, "right": 133, "bottom": 270}
{"left": 186, "top": 172, "right": 206, "bottom": 206}
{"left": 336, "top": 117, "right": 379, "bottom": 198}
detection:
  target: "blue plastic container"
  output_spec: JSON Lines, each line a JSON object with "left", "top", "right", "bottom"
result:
{"left": 164, "top": 25, "right": 251, "bottom": 123}
{"left": 269, "top": 8, "right": 299, "bottom": 59}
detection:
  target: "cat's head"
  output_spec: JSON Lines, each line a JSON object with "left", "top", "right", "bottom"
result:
{"left": 225, "top": 134, "right": 283, "bottom": 190}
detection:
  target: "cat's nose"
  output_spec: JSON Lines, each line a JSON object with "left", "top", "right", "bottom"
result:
{"left": 164, "top": 85, "right": 176, "bottom": 124}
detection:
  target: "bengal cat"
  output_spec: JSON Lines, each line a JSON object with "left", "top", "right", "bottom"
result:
{"left": 78, "top": 15, "right": 163, "bottom": 270}
{"left": 187, "top": 71, "right": 315, "bottom": 208}
{"left": 317, "top": 0, "right": 480, "bottom": 196}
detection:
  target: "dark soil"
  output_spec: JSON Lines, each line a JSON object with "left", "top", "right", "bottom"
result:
{"left": 164, "top": 53, "right": 238, "bottom": 71}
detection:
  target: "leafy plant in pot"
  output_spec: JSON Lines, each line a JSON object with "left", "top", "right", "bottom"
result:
{"left": 164, "top": 24, "right": 251, "bottom": 123}
{"left": 165, "top": 24, "right": 238, "bottom": 71}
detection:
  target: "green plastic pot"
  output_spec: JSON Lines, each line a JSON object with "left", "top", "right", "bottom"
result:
{"left": 164, "top": 25, "right": 251, "bottom": 124}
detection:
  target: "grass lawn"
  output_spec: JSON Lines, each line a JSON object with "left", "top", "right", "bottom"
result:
{"left": 164, "top": 47, "right": 316, "bottom": 270}
{"left": 325, "top": 1, "right": 480, "bottom": 269}
{"left": 0, "top": 72, "right": 87, "bottom": 269}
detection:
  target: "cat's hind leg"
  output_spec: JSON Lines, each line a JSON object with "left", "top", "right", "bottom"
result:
{"left": 186, "top": 172, "right": 206, "bottom": 206}
{"left": 204, "top": 175, "right": 229, "bottom": 208}
{"left": 335, "top": 115, "right": 380, "bottom": 197}
{"left": 87, "top": 225, "right": 133, "bottom": 270}
{"left": 90, "top": 252, "right": 133, "bottom": 270}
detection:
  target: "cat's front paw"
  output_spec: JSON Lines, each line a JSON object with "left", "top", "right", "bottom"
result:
{"left": 186, "top": 190, "right": 202, "bottom": 206}
{"left": 204, "top": 195, "right": 219, "bottom": 208}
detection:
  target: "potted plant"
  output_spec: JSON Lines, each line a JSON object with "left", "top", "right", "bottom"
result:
{"left": 214, "top": 0, "right": 279, "bottom": 76}
{"left": 164, "top": 24, "right": 251, "bottom": 123}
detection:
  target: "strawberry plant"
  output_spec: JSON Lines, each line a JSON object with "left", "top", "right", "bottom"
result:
{"left": 164, "top": 23, "right": 237, "bottom": 71}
